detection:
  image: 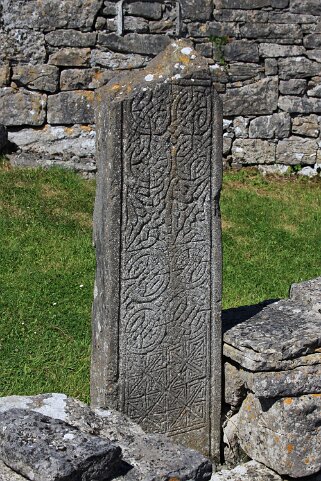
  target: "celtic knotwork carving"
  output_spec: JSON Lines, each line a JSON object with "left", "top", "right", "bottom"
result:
{"left": 120, "top": 81, "right": 213, "bottom": 437}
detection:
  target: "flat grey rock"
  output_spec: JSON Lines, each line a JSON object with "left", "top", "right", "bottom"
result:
{"left": 237, "top": 393, "right": 321, "bottom": 477}
{"left": 0, "top": 408, "right": 122, "bottom": 481}
{"left": 290, "top": 277, "right": 321, "bottom": 312}
{"left": 0, "top": 394, "right": 213, "bottom": 481}
{"left": 211, "top": 460, "right": 282, "bottom": 481}
{"left": 224, "top": 299, "right": 321, "bottom": 371}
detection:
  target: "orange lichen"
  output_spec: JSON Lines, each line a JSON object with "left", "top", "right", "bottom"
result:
{"left": 284, "top": 398, "right": 293, "bottom": 405}
{"left": 304, "top": 458, "right": 310, "bottom": 464}
{"left": 80, "top": 125, "right": 93, "bottom": 132}
{"left": 287, "top": 444, "right": 294, "bottom": 454}
{"left": 311, "top": 393, "right": 321, "bottom": 398}
{"left": 64, "top": 127, "right": 74, "bottom": 136}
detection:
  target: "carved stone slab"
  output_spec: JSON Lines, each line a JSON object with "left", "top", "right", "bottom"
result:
{"left": 91, "top": 40, "right": 223, "bottom": 459}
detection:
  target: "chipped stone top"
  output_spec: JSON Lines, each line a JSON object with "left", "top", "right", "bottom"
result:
{"left": 290, "top": 276, "right": 321, "bottom": 313}
{"left": 97, "top": 40, "right": 223, "bottom": 102}
{"left": 224, "top": 297, "right": 321, "bottom": 371}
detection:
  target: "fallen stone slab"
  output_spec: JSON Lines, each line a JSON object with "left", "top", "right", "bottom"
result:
{"left": 0, "top": 394, "right": 213, "bottom": 481}
{"left": 237, "top": 393, "right": 321, "bottom": 478}
{"left": 224, "top": 299, "right": 321, "bottom": 371}
{"left": 211, "top": 460, "right": 282, "bottom": 481}
{"left": 0, "top": 408, "right": 122, "bottom": 481}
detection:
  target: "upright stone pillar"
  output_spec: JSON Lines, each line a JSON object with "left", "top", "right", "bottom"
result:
{"left": 91, "top": 40, "right": 223, "bottom": 459}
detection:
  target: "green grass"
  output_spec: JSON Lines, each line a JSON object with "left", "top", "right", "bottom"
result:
{"left": 0, "top": 166, "right": 320, "bottom": 401}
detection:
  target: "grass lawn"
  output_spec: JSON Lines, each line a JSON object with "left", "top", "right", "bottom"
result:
{"left": 0, "top": 164, "right": 320, "bottom": 402}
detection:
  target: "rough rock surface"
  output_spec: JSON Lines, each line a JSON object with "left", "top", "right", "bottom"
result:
{"left": 0, "top": 88, "right": 46, "bottom": 126}
{"left": 224, "top": 298, "right": 321, "bottom": 371}
{"left": 0, "top": 409, "right": 122, "bottom": 481}
{"left": 211, "top": 461, "right": 282, "bottom": 481}
{"left": 237, "top": 393, "right": 321, "bottom": 477}
{"left": 290, "top": 277, "right": 321, "bottom": 312}
{"left": 0, "top": 394, "right": 213, "bottom": 481}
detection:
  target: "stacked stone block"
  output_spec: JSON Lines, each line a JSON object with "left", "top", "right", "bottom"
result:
{"left": 0, "top": 0, "right": 321, "bottom": 173}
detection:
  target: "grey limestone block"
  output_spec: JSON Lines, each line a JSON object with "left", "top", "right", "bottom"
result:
{"left": 49, "top": 48, "right": 91, "bottom": 67}
{"left": 258, "top": 43, "right": 306, "bottom": 57}
{"left": 0, "top": 88, "right": 46, "bottom": 127}
{"left": 97, "top": 33, "right": 171, "bottom": 56}
{"left": 232, "top": 139, "right": 276, "bottom": 165}
{"left": 279, "top": 79, "right": 307, "bottom": 95}
{"left": 304, "top": 34, "right": 321, "bottom": 49}
{"left": 0, "top": 66, "right": 10, "bottom": 88}
{"left": 45, "top": 30, "right": 97, "bottom": 48}
{"left": 2, "top": 0, "right": 102, "bottom": 31}
{"left": 223, "top": 41, "right": 259, "bottom": 63}
{"left": 0, "top": 408, "right": 122, "bottom": 481}
{"left": 276, "top": 136, "right": 318, "bottom": 164}
{"left": 91, "top": 39, "right": 223, "bottom": 460}
{"left": 264, "top": 59, "right": 278, "bottom": 76}
{"left": 290, "top": 277, "right": 321, "bottom": 312}
{"left": 211, "top": 460, "right": 283, "bottom": 481}
{"left": 239, "top": 22, "right": 302, "bottom": 40}
{"left": 180, "top": 0, "right": 213, "bottom": 21}
{"left": 0, "top": 461, "right": 26, "bottom": 481}
{"left": 91, "top": 50, "right": 149, "bottom": 69}
{"left": 306, "top": 49, "right": 321, "bottom": 63}
{"left": 60, "top": 69, "right": 113, "bottom": 91}
{"left": 249, "top": 113, "right": 290, "bottom": 139}
{"left": 237, "top": 393, "right": 321, "bottom": 477}
{"left": 125, "top": 2, "right": 163, "bottom": 20}
{"left": 278, "top": 95, "right": 321, "bottom": 113}
{"left": 12, "top": 65, "right": 59, "bottom": 93}
{"left": 292, "top": 115, "right": 320, "bottom": 137}
{"left": 216, "top": 0, "right": 284, "bottom": 8}
{"left": 214, "top": 9, "right": 268, "bottom": 23}
{"left": 226, "top": 63, "right": 264, "bottom": 82}
{"left": 278, "top": 57, "right": 321, "bottom": 80}
{"left": 290, "top": 0, "right": 321, "bottom": 15}
{"left": 0, "top": 29, "right": 46, "bottom": 66}
{"left": 0, "top": 393, "right": 213, "bottom": 481}
{"left": 223, "top": 77, "right": 278, "bottom": 116}
{"left": 47, "top": 91, "right": 95, "bottom": 125}
{"left": 224, "top": 299, "right": 321, "bottom": 371}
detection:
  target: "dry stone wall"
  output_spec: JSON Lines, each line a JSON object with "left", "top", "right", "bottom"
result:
{"left": 0, "top": 0, "right": 321, "bottom": 173}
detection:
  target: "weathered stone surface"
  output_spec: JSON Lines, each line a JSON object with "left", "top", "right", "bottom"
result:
{"left": 12, "top": 65, "right": 59, "bottom": 93}
{"left": 223, "top": 77, "right": 278, "bottom": 116}
{"left": 239, "top": 23, "right": 302, "bottom": 40}
{"left": 2, "top": 0, "right": 102, "bottom": 30}
{"left": 0, "top": 29, "right": 46, "bottom": 65}
{"left": 223, "top": 136, "right": 233, "bottom": 155}
{"left": 249, "top": 113, "right": 290, "bottom": 139}
{"left": 0, "top": 409, "right": 122, "bottom": 481}
{"left": 278, "top": 57, "right": 321, "bottom": 80}
{"left": 224, "top": 299, "right": 321, "bottom": 371}
{"left": 290, "top": 277, "right": 321, "bottom": 312}
{"left": 91, "top": 50, "right": 148, "bottom": 69}
{"left": 233, "top": 117, "right": 249, "bottom": 138}
{"left": 223, "top": 41, "right": 259, "bottom": 63}
{"left": 0, "top": 461, "right": 26, "bottom": 481}
{"left": 243, "top": 363, "right": 321, "bottom": 398}
{"left": 268, "top": 11, "right": 317, "bottom": 23}
{"left": 307, "top": 49, "right": 321, "bottom": 63}
{"left": 125, "top": 2, "right": 162, "bottom": 20}
{"left": 279, "top": 96, "right": 321, "bottom": 113}
{"left": 304, "top": 33, "right": 321, "bottom": 49}
{"left": 237, "top": 393, "right": 321, "bottom": 477}
{"left": 0, "top": 125, "right": 8, "bottom": 152}
{"left": 211, "top": 460, "right": 283, "bottom": 481}
{"left": 259, "top": 43, "right": 305, "bottom": 57}
{"left": 49, "top": 48, "right": 91, "bottom": 67}
{"left": 258, "top": 164, "right": 290, "bottom": 175}
{"left": 214, "top": 9, "right": 269, "bottom": 23}
{"left": 277, "top": 137, "right": 318, "bottom": 164}
{"left": 45, "top": 30, "right": 96, "bottom": 47}
{"left": 224, "top": 363, "right": 246, "bottom": 407}
{"left": 298, "top": 165, "right": 319, "bottom": 177}
{"left": 98, "top": 33, "right": 171, "bottom": 55}
{"left": 0, "top": 88, "right": 46, "bottom": 126}
{"left": 60, "top": 68, "right": 113, "bottom": 90}
{"left": 92, "top": 40, "right": 222, "bottom": 459}
{"left": 8, "top": 125, "right": 96, "bottom": 161}
{"left": 0, "top": 394, "right": 213, "bottom": 481}
{"left": 292, "top": 115, "right": 320, "bottom": 137}
{"left": 308, "top": 78, "right": 321, "bottom": 97}
{"left": 0, "top": 66, "right": 10, "bottom": 87}
{"left": 216, "top": 0, "right": 287, "bottom": 8}
{"left": 227, "top": 63, "right": 264, "bottom": 82}
{"left": 232, "top": 139, "right": 275, "bottom": 164}
{"left": 279, "top": 79, "right": 307, "bottom": 95}
{"left": 178, "top": 0, "right": 212, "bottom": 21}
{"left": 48, "top": 91, "right": 94, "bottom": 124}
{"left": 264, "top": 59, "right": 278, "bottom": 76}
{"left": 290, "top": 0, "right": 321, "bottom": 15}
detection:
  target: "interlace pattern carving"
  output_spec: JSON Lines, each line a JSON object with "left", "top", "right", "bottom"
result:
{"left": 120, "top": 82, "right": 213, "bottom": 436}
